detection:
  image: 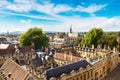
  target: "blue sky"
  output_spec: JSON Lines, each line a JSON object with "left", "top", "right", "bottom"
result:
{"left": 0, "top": 0, "right": 120, "bottom": 32}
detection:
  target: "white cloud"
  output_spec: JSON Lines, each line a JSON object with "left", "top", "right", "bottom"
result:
{"left": 1, "top": 0, "right": 106, "bottom": 15}
{"left": 6, "top": 0, "right": 34, "bottom": 12}
{"left": 14, "top": 0, "right": 34, "bottom": 3}
{"left": 99, "top": 17, "right": 120, "bottom": 30}
{"left": 0, "top": 11, "right": 57, "bottom": 20}
{"left": 7, "top": 3, "right": 32, "bottom": 12}
{"left": 53, "top": 4, "right": 72, "bottom": 14}
{"left": 5, "top": 1, "right": 72, "bottom": 15}
{"left": 20, "top": 19, "right": 31, "bottom": 23}
{"left": 33, "top": 2, "right": 72, "bottom": 15}
{"left": 34, "top": 2, "right": 54, "bottom": 15}
{"left": 76, "top": 4, "right": 107, "bottom": 14}
{"left": 39, "top": 16, "right": 120, "bottom": 32}
{"left": 0, "top": 0, "right": 11, "bottom": 9}
{"left": 0, "top": 0, "right": 119, "bottom": 32}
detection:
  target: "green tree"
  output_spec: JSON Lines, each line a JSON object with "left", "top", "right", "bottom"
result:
{"left": 81, "top": 28, "right": 103, "bottom": 48}
{"left": 99, "top": 33, "right": 118, "bottom": 49}
{"left": 19, "top": 27, "right": 49, "bottom": 49}
{"left": 74, "top": 37, "right": 82, "bottom": 46}
{"left": 117, "top": 31, "right": 120, "bottom": 37}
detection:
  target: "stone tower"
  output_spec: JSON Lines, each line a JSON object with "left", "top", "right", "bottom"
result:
{"left": 70, "top": 24, "right": 72, "bottom": 33}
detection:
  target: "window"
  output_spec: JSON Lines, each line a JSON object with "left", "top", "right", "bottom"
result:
{"left": 84, "top": 74, "right": 86, "bottom": 80}
{"left": 91, "top": 71, "right": 93, "bottom": 77}
{"left": 76, "top": 77, "right": 79, "bottom": 80}
{"left": 88, "top": 72, "right": 89, "bottom": 78}
{"left": 81, "top": 75, "right": 82, "bottom": 80}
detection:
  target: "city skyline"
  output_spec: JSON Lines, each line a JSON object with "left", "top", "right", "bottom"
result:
{"left": 0, "top": 0, "right": 120, "bottom": 33}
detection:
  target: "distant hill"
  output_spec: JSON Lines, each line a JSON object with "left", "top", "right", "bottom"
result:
{"left": 0, "top": 31, "right": 58, "bottom": 35}
{"left": 0, "top": 31, "right": 23, "bottom": 35}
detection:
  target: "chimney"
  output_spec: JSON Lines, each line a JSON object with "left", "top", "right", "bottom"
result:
{"left": 92, "top": 44, "right": 94, "bottom": 49}
{"left": 70, "top": 54, "right": 73, "bottom": 61}
{"left": 64, "top": 53, "right": 67, "bottom": 60}
{"left": 104, "top": 45, "right": 106, "bottom": 50}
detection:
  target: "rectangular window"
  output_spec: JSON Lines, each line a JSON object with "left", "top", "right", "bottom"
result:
{"left": 84, "top": 74, "right": 86, "bottom": 80}
{"left": 76, "top": 77, "right": 79, "bottom": 80}
{"left": 91, "top": 71, "right": 93, "bottom": 77}
{"left": 81, "top": 75, "right": 82, "bottom": 80}
{"left": 88, "top": 72, "right": 89, "bottom": 78}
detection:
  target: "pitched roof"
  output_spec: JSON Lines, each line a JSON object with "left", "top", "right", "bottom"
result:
{"left": 0, "top": 46, "right": 34, "bottom": 56}
{"left": 1, "top": 59, "right": 29, "bottom": 80}
{"left": 0, "top": 37, "right": 7, "bottom": 42}
{"left": 0, "top": 48, "right": 15, "bottom": 56}
{"left": 45, "top": 60, "right": 90, "bottom": 80}
{"left": 32, "top": 55, "right": 43, "bottom": 68}
{"left": 19, "top": 46, "right": 34, "bottom": 53}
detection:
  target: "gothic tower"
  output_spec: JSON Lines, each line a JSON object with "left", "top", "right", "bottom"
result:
{"left": 70, "top": 24, "right": 72, "bottom": 33}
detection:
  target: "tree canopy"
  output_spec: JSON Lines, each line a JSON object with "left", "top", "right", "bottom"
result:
{"left": 19, "top": 27, "right": 49, "bottom": 49}
{"left": 74, "top": 37, "right": 82, "bottom": 46}
{"left": 99, "top": 33, "right": 118, "bottom": 49}
{"left": 81, "top": 28, "right": 103, "bottom": 48}
{"left": 117, "top": 31, "right": 120, "bottom": 37}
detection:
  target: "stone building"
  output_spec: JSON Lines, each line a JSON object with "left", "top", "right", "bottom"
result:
{"left": 0, "top": 46, "right": 56, "bottom": 79}
{"left": 0, "top": 44, "right": 119, "bottom": 80}
{"left": 44, "top": 46, "right": 119, "bottom": 80}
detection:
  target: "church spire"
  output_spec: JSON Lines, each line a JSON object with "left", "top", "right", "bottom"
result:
{"left": 70, "top": 24, "right": 72, "bottom": 33}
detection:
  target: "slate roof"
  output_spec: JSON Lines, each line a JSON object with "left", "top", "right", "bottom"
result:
{"left": 45, "top": 60, "right": 90, "bottom": 80}
{"left": 0, "top": 37, "right": 7, "bottom": 43}
{"left": 32, "top": 49, "right": 55, "bottom": 68}
{"left": 1, "top": 59, "right": 29, "bottom": 80}
{"left": 32, "top": 55, "right": 43, "bottom": 68}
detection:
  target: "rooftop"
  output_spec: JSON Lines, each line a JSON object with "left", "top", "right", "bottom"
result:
{"left": 45, "top": 60, "right": 90, "bottom": 80}
{"left": 0, "top": 59, "right": 29, "bottom": 80}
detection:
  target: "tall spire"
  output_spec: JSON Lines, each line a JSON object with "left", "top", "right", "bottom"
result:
{"left": 70, "top": 24, "right": 72, "bottom": 33}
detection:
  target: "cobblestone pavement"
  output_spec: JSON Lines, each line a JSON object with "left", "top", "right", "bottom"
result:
{"left": 103, "top": 63, "right": 120, "bottom": 80}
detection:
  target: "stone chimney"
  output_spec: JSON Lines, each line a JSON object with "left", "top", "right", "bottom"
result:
{"left": 92, "top": 44, "right": 94, "bottom": 49}
{"left": 70, "top": 54, "right": 73, "bottom": 61}
{"left": 104, "top": 45, "right": 106, "bottom": 50}
{"left": 97, "top": 44, "right": 102, "bottom": 49}
{"left": 86, "top": 57, "right": 90, "bottom": 62}
{"left": 113, "top": 47, "right": 116, "bottom": 52}
{"left": 64, "top": 53, "right": 67, "bottom": 60}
